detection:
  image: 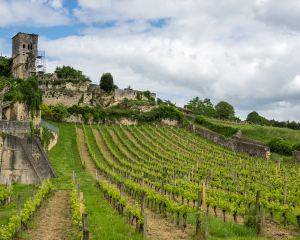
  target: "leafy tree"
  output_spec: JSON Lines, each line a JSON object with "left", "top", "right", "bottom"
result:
{"left": 19, "top": 77, "right": 42, "bottom": 114}
{"left": 100, "top": 73, "right": 115, "bottom": 92}
{"left": 202, "top": 98, "right": 216, "bottom": 117}
{"left": 215, "top": 101, "right": 235, "bottom": 120}
{"left": 185, "top": 97, "right": 216, "bottom": 117}
{"left": 0, "top": 57, "right": 12, "bottom": 77}
{"left": 4, "top": 77, "right": 41, "bottom": 116}
{"left": 246, "top": 111, "right": 268, "bottom": 125}
{"left": 54, "top": 66, "right": 90, "bottom": 81}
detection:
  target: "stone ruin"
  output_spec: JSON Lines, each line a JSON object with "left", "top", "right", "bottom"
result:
{"left": 11, "top": 32, "right": 38, "bottom": 79}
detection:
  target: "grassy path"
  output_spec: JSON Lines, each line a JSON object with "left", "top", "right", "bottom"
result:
{"left": 48, "top": 123, "right": 143, "bottom": 240}
{"left": 18, "top": 191, "right": 75, "bottom": 240}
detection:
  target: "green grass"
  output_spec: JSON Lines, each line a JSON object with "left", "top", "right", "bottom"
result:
{"left": 187, "top": 212, "right": 264, "bottom": 240}
{"left": 0, "top": 185, "right": 33, "bottom": 225}
{"left": 201, "top": 117, "right": 300, "bottom": 161}
{"left": 48, "top": 123, "right": 143, "bottom": 240}
{"left": 208, "top": 118, "right": 300, "bottom": 145}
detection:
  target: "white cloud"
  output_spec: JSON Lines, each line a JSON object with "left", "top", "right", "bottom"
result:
{"left": 253, "top": 0, "right": 300, "bottom": 32}
{"left": 25, "top": 0, "right": 300, "bottom": 121}
{"left": 0, "top": 0, "right": 70, "bottom": 27}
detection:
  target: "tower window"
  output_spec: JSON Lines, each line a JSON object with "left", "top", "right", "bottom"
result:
{"left": 23, "top": 44, "right": 25, "bottom": 48}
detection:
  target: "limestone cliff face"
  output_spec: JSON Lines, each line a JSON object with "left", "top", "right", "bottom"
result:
{"left": 2, "top": 102, "right": 41, "bottom": 124}
{"left": 39, "top": 81, "right": 156, "bottom": 108}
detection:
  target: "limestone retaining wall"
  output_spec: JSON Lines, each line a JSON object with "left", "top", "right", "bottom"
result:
{"left": 190, "top": 125, "right": 270, "bottom": 159}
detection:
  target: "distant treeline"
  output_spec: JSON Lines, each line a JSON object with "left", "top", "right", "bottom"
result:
{"left": 246, "top": 111, "right": 300, "bottom": 130}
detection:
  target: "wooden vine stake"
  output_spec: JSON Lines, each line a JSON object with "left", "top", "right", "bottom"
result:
{"left": 203, "top": 182, "right": 208, "bottom": 239}
{"left": 255, "top": 191, "right": 261, "bottom": 235}
{"left": 196, "top": 183, "right": 208, "bottom": 239}
{"left": 195, "top": 189, "right": 202, "bottom": 236}
{"left": 18, "top": 193, "right": 22, "bottom": 231}
{"left": 82, "top": 213, "right": 89, "bottom": 240}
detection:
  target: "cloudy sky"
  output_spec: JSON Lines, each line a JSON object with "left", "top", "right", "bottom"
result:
{"left": 1, "top": 0, "right": 300, "bottom": 121}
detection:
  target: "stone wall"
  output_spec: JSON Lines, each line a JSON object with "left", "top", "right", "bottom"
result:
{"left": 40, "top": 81, "right": 156, "bottom": 108}
{"left": 293, "top": 151, "right": 300, "bottom": 163}
{"left": 114, "top": 89, "right": 138, "bottom": 102}
{"left": 2, "top": 102, "right": 41, "bottom": 125}
{"left": 48, "top": 132, "right": 58, "bottom": 151}
{"left": 161, "top": 119, "right": 179, "bottom": 126}
{"left": 190, "top": 125, "right": 270, "bottom": 159}
{"left": 43, "top": 90, "right": 93, "bottom": 107}
{"left": 0, "top": 120, "right": 30, "bottom": 137}
{"left": 0, "top": 135, "right": 56, "bottom": 184}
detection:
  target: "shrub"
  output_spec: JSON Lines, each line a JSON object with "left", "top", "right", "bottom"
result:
{"left": 0, "top": 57, "right": 12, "bottom": 77}
{"left": 42, "top": 104, "right": 184, "bottom": 124}
{"left": 292, "top": 143, "right": 300, "bottom": 151}
{"left": 55, "top": 66, "right": 90, "bottom": 82}
{"left": 41, "top": 104, "right": 68, "bottom": 122}
{"left": 268, "top": 137, "right": 293, "bottom": 156}
{"left": 195, "top": 116, "right": 238, "bottom": 137}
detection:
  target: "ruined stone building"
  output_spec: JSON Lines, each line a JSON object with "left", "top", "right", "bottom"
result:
{"left": 11, "top": 32, "right": 38, "bottom": 79}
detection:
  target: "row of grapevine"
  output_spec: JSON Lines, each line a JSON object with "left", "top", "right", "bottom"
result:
{"left": 0, "top": 180, "right": 52, "bottom": 240}
{"left": 102, "top": 125, "right": 300, "bottom": 229}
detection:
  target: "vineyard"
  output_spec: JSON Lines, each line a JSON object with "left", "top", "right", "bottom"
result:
{"left": 1, "top": 123, "right": 300, "bottom": 239}
{"left": 77, "top": 124, "right": 300, "bottom": 239}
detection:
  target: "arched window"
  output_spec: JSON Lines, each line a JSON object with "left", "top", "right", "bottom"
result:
{"left": 23, "top": 44, "right": 25, "bottom": 48}
{"left": 28, "top": 44, "right": 30, "bottom": 50}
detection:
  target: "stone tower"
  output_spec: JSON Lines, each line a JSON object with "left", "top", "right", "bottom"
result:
{"left": 11, "top": 32, "right": 38, "bottom": 79}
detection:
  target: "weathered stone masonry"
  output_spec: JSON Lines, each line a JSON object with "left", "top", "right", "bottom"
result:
{"left": 189, "top": 124, "right": 270, "bottom": 159}
{"left": 12, "top": 32, "right": 38, "bottom": 79}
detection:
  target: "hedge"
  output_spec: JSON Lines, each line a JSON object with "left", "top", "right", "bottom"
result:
{"left": 268, "top": 137, "right": 293, "bottom": 156}
{"left": 195, "top": 116, "right": 238, "bottom": 137}
{"left": 42, "top": 104, "right": 184, "bottom": 124}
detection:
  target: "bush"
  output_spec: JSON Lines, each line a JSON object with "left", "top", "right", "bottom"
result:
{"left": 195, "top": 116, "right": 238, "bottom": 137}
{"left": 0, "top": 57, "right": 12, "bottom": 77}
{"left": 42, "top": 104, "right": 184, "bottom": 124}
{"left": 3, "top": 77, "right": 42, "bottom": 116}
{"left": 292, "top": 143, "right": 300, "bottom": 151}
{"left": 55, "top": 66, "right": 90, "bottom": 82}
{"left": 268, "top": 137, "right": 293, "bottom": 156}
{"left": 41, "top": 104, "right": 68, "bottom": 122}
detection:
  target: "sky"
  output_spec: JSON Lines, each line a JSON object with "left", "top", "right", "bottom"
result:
{"left": 1, "top": 0, "right": 300, "bottom": 121}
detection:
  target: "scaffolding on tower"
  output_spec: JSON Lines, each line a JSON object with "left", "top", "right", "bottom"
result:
{"left": 36, "top": 50, "right": 46, "bottom": 76}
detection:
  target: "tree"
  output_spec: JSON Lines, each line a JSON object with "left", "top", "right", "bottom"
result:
{"left": 185, "top": 97, "right": 216, "bottom": 117}
{"left": 202, "top": 98, "right": 216, "bottom": 117}
{"left": 54, "top": 66, "right": 90, "bottom": 81}
{"left": 215, "top": 101, "right": 235, "bottom": 120}
{"left": 100, "top": 73, "right": 115, "bottom": 92}
{"left": 0, "top": 57, "right": 12, "bottom": 77}
{"left": 246, "top": 111, "right": 268, "bottom": 125}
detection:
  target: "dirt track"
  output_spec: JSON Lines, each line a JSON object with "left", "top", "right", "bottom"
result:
{"left": 19, "top": 191, "right": 75, "bottom": 240}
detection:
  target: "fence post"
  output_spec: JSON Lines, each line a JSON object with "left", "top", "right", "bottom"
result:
{"left": 18, "top": 193, "right": 21, "bottom": 216}
{"left": 82, "top": 213, "right": 89, "bottom": 240}
{"left": 255, "top": 191, "right": 261, "bottom": 235}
